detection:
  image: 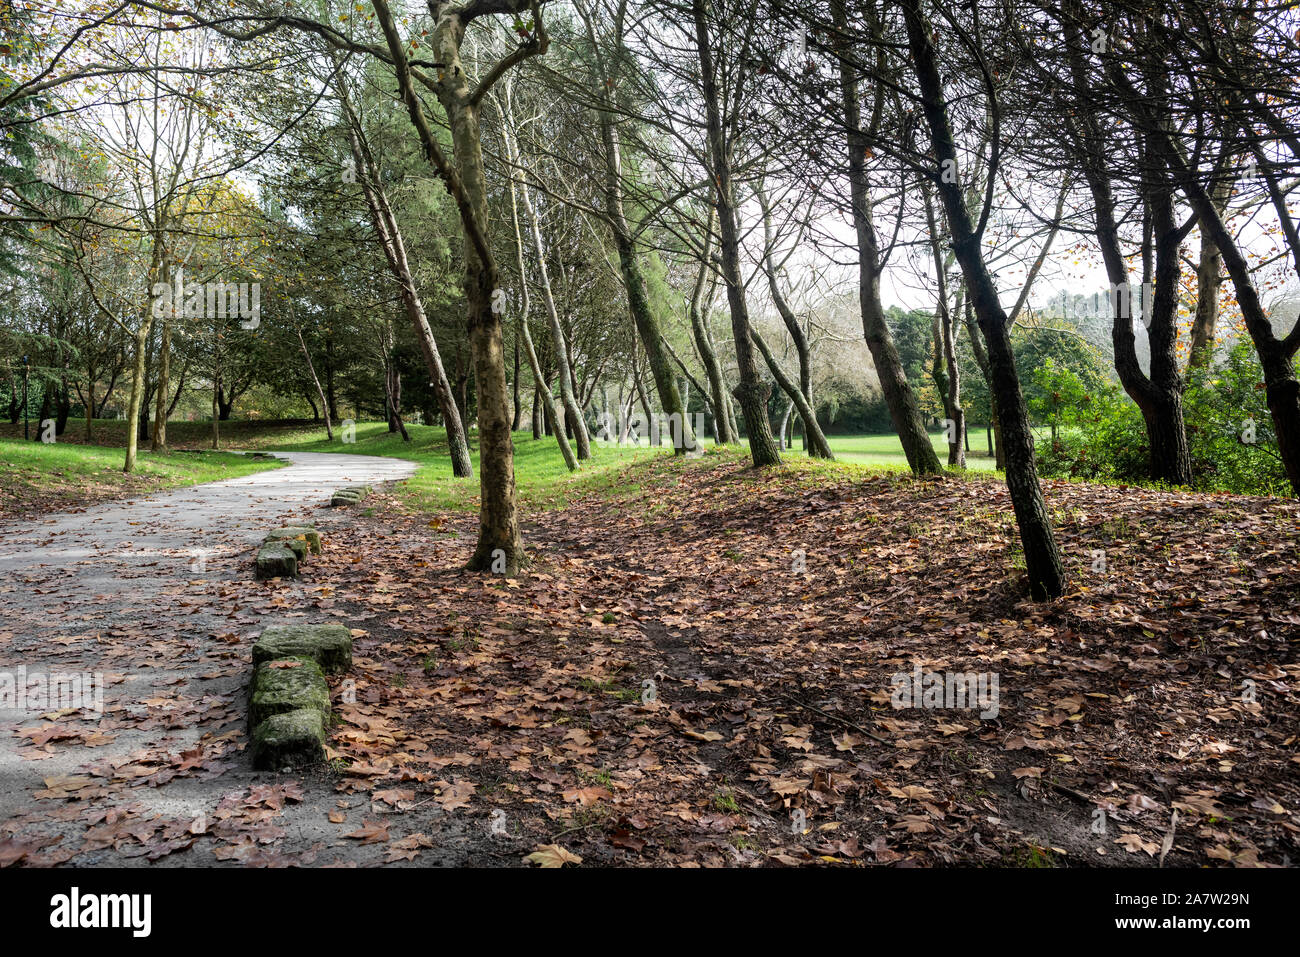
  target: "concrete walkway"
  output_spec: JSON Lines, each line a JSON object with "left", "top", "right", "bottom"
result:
{"left": 0, "top": 452, "right": 418, "bottom": 865}
{"left": 0, "top": 451, "right": 416, "bottom": 572}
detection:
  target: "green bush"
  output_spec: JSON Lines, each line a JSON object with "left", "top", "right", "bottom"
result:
{"left": 1183, "top": 342, "right": 1290, "bottom": 496}
{"left": 1033, "top": 343, "right": 1292, "bottom": 495}
{"left": 1033, "top": 360, "right": 1149, "bottom": 483}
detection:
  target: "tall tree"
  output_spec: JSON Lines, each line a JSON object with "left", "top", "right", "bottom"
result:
{"left": 901, "top": 0, "right": 1065, "bottom": 599}
{"left": 691, "top": 0, "right": 781, "bottom": 465}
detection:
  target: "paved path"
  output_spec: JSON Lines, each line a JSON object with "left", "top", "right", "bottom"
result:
{"left": 0, "top": 452, "right": 417, "bottom": 865}
{"left": 0, "top": 451, "right": 415, "bottom": 573}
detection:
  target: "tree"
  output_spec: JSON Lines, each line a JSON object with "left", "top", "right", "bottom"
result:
{"left": 900, "top": 0, "right": 1065, "bottom": 599}
{"left": 828, "top": 0, "right": 942, "bottom": 477}
{"left": 690, "top": 0, "right": 781, "bottom": 466}
{"left": 334, "top": 64, "right": 473, "bottom": 475}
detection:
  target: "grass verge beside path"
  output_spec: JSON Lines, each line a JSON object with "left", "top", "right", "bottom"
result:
{"left": 260, "top": 422, "right": 669, "bottom": 514}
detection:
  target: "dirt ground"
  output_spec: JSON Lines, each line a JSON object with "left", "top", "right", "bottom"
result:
{"left": 3, "top": 453, "right": 1298, "bottom": 867}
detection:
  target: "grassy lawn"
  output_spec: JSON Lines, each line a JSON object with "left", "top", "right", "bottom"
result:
{"left": 0, "top": 418, "right": 331, "bottom": 449}
{"left": 0, "top": 438, "right": 284, "bottom": 517}
{"left": 0, "top": 417, "right": 1020, "bottom": 517}
{"left": 256, "top": 421, "right": 1012, "bottom": 512}
{"left": 820, "top": 431, "right": 999, "bottom": 470}
{"left": 257, "top": 421, "right": 670, "bottom": 514}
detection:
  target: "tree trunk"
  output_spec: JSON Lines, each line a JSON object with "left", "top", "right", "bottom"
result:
{"left": 752, "top": 328, "right": 834, "bottom": 459}
{"left": 612, "top": 236, "right": 693, "bottom": 451}
{"left": 83, "top": 384, "right": 95, "bottom": 442}
{"left": 943, "top": 317, "right": 965, "bottom": 469}
{"left": 634, "top": 363, "right": 655, "bottom": 445}
{"left": 497, "top": 107, "right": 577, "bottom": 470}
{"left": 511, "top": 335, "right": 523, "bottom": 431}
{"left": 123, "top": 323, "right": 151, "bottom": 472}
{"left": 758, "top": 186, "right": 827, "bottom": 457}
{"left": 35, "top": 388, "right": 52, "bottom": 441}
{"left": 342, "top": 109, "right": 470, "bottom": 476}
{"left": 1167, "top": 149, "right": 1300, "bottom": 494}
{"left": 923, "top": 192, "right": 965, "bottom": 468}
{"left": 964, "top": 297, "right": 1003, "bottom": 469}
{"left": 387, "top": 361, "right": 411, "bottom": 442}
{"left": 211, "top": 368, "right": 220, "bottom": 451}
{"left": 692, "top": 0, "right": 779, "bottom": 466}
{"left": 216, "top": 384, "right": 234, "bottom": 421}
{"left": 373, "top": 0, "right": 524, "bottom": 570}
{"left": 326, "top": 333, "right": 339, "bottom": 421}
{"left": 1066, "top": 23, "right": 1191, "bottom": 486}
{"left": 509, "top": 116, "right": 590, "bottom": 460}
{"left": 1188, "top": 178, "right": 1232, "bottom": 369}
{"left": 903, "top": 0, "right": 1064, "bottom": 599}
{"left": 582, "top": 10, "right": 695, "bottom": 455}
{"left": 834, "top": 0, "right": 942, "bottom": 477}
{"left": 151, "top": 309, "right": 170, "bottom": 452}
{"left": 291, "top": 304, "right": 332, "bottom": 441}
{"left": 166, "top": 361, "right": 188, "bottom": 418}
{"left": 439, "top": 47, "right": 517, "bottom": 566}
{"left": 56, "top": 368, "right": 70, "bottom": 437}
{"left": 688, "top": 225, "right": 733, "bottom": 444}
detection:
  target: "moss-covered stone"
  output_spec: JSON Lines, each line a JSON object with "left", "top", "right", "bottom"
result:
{"left": 266, "top": 526, "right": 322, "bottom": 555}
{"left": 255, "top": 542, "right": 298, "bottom": 580}
{"left": 250, "top": 708, "right": 326, "bottom": 770}
{"left": 253, "top": 623, "right": 353, "bottom": 673}
{"left": 331, "top": 485, "right": 371, "bottom": 507}
{"left": 249, "top": 655, "right": 329, "bottom": 727}
{"left": 277, "top": 535, "right": 309, "bottom": 560}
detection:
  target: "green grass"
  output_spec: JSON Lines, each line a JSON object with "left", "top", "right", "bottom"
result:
{"left": 0, "top": 418, "right": 331, "bottom": 449}
{"left": 818, "top": 432, "right": 999, "bottom": 470}
{"left": 806, "top": 427, "right": 1052, "bottom": 471}
{"left": 258, "top": 421, "right": 669, "bottom": 513}
{"left": 0, "top": 437, "right": 284, "bottom": 514}
{"left": 0, "top": 417, "right": 1025, "bottom": 517}
{"left": 259, "top": 421, "right": 1017, "bottom": 512}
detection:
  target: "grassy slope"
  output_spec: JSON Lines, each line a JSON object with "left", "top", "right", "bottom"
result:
{"left": 253, "top": 421, "right": 1011, "bottom": 512}
{"left": 256, "top": 421, "right": 670, "bottom": 513}
{"left": 0, "top": 438, "right": 284, "bottom": 518}
{"left": 823, "top": 432, "right": 997, "bottom": 470}
{"left": 0, "top": 417, "right": 1010, "bottom": 516}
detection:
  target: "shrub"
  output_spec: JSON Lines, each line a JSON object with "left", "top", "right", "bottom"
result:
{"left": 1033, "top": 343, "right": 1293, "bottom": 495}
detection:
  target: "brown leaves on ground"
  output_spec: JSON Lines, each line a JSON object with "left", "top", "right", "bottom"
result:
{"left": 343, "top": 821, "right": 390, "bottom": 845}
{"left": 10, "top": 454, "right": 1291, "bottom": 867}
{"left": 524, "top": 844, "right": 583, "bottom": 868}
{"left": 306, "top": 456, "right": 1300, "bottom": 867}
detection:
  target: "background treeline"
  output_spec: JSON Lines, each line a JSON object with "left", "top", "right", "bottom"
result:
{"left": 2, "top": 0, "right": 1299, "bottom": 596}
